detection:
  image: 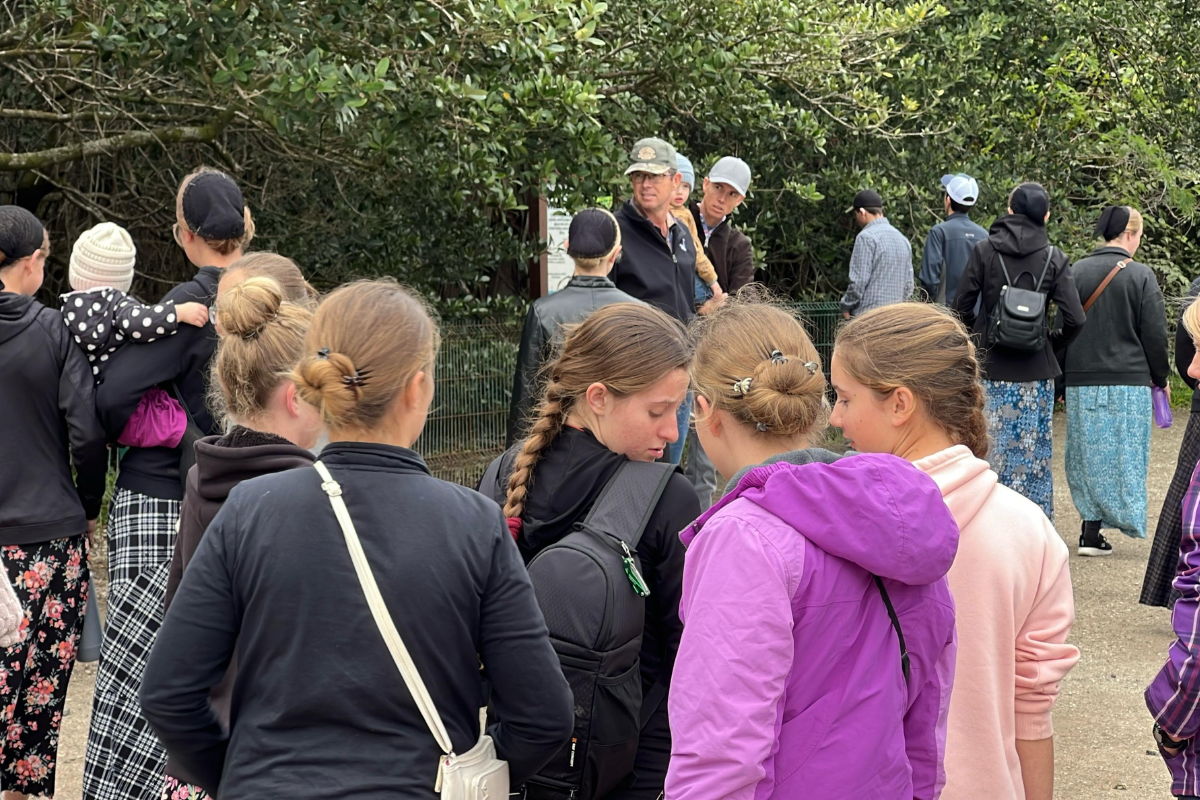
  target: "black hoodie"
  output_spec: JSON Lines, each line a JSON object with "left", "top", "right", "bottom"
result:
{"left": 0, "top": 292, "right": 107, "bottom": 544}
{"left": 954, "top": 214, "right": 1086, "bottom": 382}
{"left": 96, "top": 266, "right": 223, "bottom": 499}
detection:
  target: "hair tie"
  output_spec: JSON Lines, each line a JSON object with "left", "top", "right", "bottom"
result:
{"left": 342, "top": 369, "right": 370, "bottom": 388}
{"left": 804, "top": 361, "right": 819, "bottom": 375}
{"left": 769, "top": 349, "right": 788, "bottom": 364}
{"left": 506, "top": 517, "right": 523, "bottom": 540}
{"left": 317, "top": 347, "right": 331, "bottom": 359}
{"left": 732, "top": 377, "right": 753, "bottom": 397}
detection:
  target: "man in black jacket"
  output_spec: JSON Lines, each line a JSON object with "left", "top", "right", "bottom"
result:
{"left": 507, "top": 208, "right": 641, "bottom": 446}
{"left": 689, "top": 156, "right": 755, "bottom": 298}
{"left": 611, "top": 137, "right": 698, "bottom": 465}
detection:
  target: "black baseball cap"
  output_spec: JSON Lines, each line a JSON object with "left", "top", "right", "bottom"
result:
{"left": 182, "top": 171, "right": 246, "bottom": 239}
{"left": 1010, "top": 182, "right": 1050, "bottom": 225}
{"left": 853, "top": 189, "right": 883, "bottom": 210}
{"left": 567, "top": 208, "right": 619, "bottom": 259}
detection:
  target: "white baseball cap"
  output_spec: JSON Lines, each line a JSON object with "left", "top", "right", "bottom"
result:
{"left": 941, "top": 173, "right": 979, "bottom": 206}
{"left": 708, "top": 156, "right": 752, "bottom": 196}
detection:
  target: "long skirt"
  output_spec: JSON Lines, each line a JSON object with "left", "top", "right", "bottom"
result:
{"left": 984, "top": 378, "right": 1056, "bottom": 521}
{"left": 1142, "top": 410, "right": 1200, "bottom": 607}
{"left": 1, "top": 534, "right": 90, "bottom": 798}
{"left": 1065, "top": 385, "right": 1152, "bottom": 538}
{"left": 83, "top": 489, "right": 180, "bottom": 800}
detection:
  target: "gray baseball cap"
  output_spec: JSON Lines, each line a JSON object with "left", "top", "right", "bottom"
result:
{"left": 941, "top": 173, "right": 980, "bottom": 206}
{"left": 625, "top": 138, "right": 678, "bottom": 176}
{"left": 708, "top": 156, "right": 752, "bottom": 195}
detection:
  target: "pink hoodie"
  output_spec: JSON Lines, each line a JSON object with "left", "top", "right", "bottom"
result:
{"left": 914, "top": 446, "right": 1080, "bottom": 799}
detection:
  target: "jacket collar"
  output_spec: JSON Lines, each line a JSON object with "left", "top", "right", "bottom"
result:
{"left": 862, "top": 216, "right": 889, "bottom": 232}
{"left": 1089, "top": 245, "right": 1133, "bottom": 259}
{"left": 566, "top": 275, "right": 616, "bottom": 289}
{"left": 621, "top": 199, "right": 681, "bottom": 238}
{"left": 317, "top": 441, "right": 432, "bottom": 475}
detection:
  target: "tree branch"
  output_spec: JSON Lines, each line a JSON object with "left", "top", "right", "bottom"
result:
{"left": 0, "top": 109, "right": 237, "bottom": 171}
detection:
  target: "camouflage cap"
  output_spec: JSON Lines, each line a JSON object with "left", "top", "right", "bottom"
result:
{"left": 624, "top": 137, "right": 678, "bottom": 176}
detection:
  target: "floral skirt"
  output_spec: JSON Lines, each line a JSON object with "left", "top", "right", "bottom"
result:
{"left": 1065, "top": 385, "right": 1151, "bottom": 538}
{"left": 162, "top": 775, "right": 210, "bottom": 799}
{"left": 0, "top": 533, "right": 90, "bottom": 798}
{"left": 984, "top": 378, "right": 1055, "bottom": 521}
{"left": 84, "top": 489, "right": 180, "bottom": 800}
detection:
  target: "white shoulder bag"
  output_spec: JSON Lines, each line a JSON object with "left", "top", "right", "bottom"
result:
{"left": 314, "top": 461, "right": 509, "bottom": 799}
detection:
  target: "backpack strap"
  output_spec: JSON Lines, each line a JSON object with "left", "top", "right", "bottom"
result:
{"left": 995, "top": 252, "right": 1016, "bottom": 287}
{"left": 478, "top": 447, "right": 519, "bottom": 505}
{"left": 873, "top": 575, "right": 911, "bottom": 686}
{"left": 583, "top": 461, "right": 677, "bottom": 551}
{"left": 997, "top": 247, "right": 1055, "bottom": 291}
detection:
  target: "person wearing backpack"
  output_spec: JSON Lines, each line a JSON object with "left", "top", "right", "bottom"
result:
{"left": 953, "top": 182, "right": 1085, "bottom": 520}
{"left": 140, "top": 279, "right": 573, "bottom": 798}
{"left": 667, "top": 297, "right": 958, "bottom": 799}
{"left": 479, "top": 302, "right": 701, "bottom": 800}
{"left": 1063, "top": 206, "right": 1169, "bottom": 557}
{"left": 832, "top": 304, "right": 1079, "bottom": 800}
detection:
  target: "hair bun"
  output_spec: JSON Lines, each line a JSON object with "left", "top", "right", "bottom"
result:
{"left": 295, "top": 350, "right": 362, "bottom": 422}
{"left": 743, "top": 354, "right": 827, "bottom": 436}
{"left": 218, "top": 275, "right": 284, "bottom": 339}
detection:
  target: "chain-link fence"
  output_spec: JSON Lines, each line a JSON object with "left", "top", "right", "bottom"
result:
{"left": 423, "top": 302, "right": 843, "bottom": 486}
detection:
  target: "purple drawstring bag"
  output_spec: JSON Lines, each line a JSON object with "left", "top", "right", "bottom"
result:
{"left": 117, "top": 387, "right": 187, "bottom": 449}
{"left": 1153, "top": 385, "right": 1173, "bottom": 429}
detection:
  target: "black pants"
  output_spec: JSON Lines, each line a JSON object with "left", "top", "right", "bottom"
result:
{"left": 602, "top": 702, "right": 670, "bottom": 800}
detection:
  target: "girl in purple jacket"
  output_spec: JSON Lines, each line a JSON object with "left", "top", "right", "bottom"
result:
{"left": 666, "top": 299, "right": 959, "bottom": 799}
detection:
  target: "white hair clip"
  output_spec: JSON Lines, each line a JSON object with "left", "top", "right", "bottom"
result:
{"left": 731, "top": 377, "right": 753, "bottom": 397}
{"left": 804, "top": 361, "right": 819, "bottom": 375}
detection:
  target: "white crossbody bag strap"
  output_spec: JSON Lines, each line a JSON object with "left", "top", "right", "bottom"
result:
{"left": 314, "top": 461, "right": 458, "bottom": 786}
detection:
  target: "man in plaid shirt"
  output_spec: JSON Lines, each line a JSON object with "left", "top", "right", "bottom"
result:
{"left": 1148, "top": 454, "right": 1200, "bottom": 799}
{"left": 840, "top": 189, "right": 914, "bottom": 319}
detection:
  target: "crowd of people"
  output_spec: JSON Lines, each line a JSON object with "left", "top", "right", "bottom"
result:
{"left": 0, "top": 140, "right": 1197, "bottom": 800}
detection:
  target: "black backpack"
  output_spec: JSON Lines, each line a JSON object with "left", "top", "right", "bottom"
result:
{"left": 985, "top": 247, "right": 1055, "bottom": 353}
{"left": 480, "top": 454, "right": 676, "bottom": 800}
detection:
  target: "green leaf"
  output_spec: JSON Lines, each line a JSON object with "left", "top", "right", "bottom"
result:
{"left": 375, "top": 57, "right": 390, "bottom": 79}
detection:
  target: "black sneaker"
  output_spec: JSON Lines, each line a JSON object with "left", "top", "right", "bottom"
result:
{"left": 1078, "top": 529, "right": 1113, "bottom": 557}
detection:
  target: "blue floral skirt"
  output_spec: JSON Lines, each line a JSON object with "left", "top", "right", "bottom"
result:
{"left": 984, "top": 378, "right": 1055, "bottom": 520}
{"left": 1065, "top": 385, "right": 1151, "bottom": 538}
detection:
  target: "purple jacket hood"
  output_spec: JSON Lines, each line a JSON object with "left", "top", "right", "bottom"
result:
{"left": 681, "top": 452, "right": 959, "bottom": 586}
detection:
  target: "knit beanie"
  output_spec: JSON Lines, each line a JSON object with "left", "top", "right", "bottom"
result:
{"left": 70, "top": 222, "right": 136, "bottom": 292}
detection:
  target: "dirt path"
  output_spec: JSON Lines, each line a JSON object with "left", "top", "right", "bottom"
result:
{"left": 49, "top": 412, "right": 1189, "bottom": 799}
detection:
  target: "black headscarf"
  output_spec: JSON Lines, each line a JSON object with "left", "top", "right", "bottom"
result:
{"left": 1094, "top": 205, "right": 1131, "bottom": 242}
{"left": 1009, "top": 182, "right": 1050, "bottom": 225}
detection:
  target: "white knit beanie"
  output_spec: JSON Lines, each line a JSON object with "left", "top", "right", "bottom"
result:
{"left": 70, "top": 222, "right": 136, "bottom": 292}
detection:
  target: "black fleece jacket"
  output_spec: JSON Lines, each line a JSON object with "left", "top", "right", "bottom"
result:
{"left": 954, "top": 215, "right": 1086, "bottom": 382}
{"left": 140, "top": 442, "right": 573, "bottom": 799}
{"left": 0, "top": 292, "right": 107, "bottom": 544}
{"left": 97, "top": 266, "right": 222, "bottom": 500}
{"left": 1063, "top": 246, "right": 1170, "bottom": 389}
{"left": 611, "top": 199, "right": 697, "bottom": 323}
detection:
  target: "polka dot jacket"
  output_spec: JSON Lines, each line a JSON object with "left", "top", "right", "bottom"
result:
{"left": 59, "top": 287, "right": 184, "bottom": 382}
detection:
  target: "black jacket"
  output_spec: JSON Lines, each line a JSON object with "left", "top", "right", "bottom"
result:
{"left": 611, "top": 200, "right": 696, "bottom": 323}
{"left": 1177, "top": 278, "right": 1200, "bottom": 411}
{"left": 689, "top": 201, "right": 755, "bottom": 293}
{"left": 0, "top": 292, "right": 108, "bottom": 544}
{"left": 1063, "top": 246, "right": 1170, "bottom": 389}
{"left": 140, "top": 442, "right": 573, "bottom": 799}
{"left": 481, "top": 427, "right": 700, "bottom": 718}
{"left": 161, "top": 426, "right": 316, "bottom": 786}
{"left": 507, "top": 276, "right": 641, "bottom": 447}
{"left": 954, "top": 215, "right": 1086, "bottom": 382}
{"left": 97, "top": 266, "right": 223, "bottom": 500}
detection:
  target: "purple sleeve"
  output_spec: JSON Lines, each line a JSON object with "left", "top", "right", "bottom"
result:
{"left": 903, "top": 596, "right": 956, "bottom": 800}
{"left": 666, "top": 513, "right": 797, "bottom": 800}
{"left": 116, "top": 387, "right": 187, "bottom": 449}
{"left": 1148, "top": 462, "right": 1200, "bottom": 739}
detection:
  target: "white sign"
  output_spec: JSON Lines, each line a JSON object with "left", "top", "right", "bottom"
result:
{"left": 546, "top": 205, "right": 574, "bottom": 294}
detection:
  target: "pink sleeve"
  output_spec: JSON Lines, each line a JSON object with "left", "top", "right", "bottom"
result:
{"left": 117, "top": 387, "right": 187, "bottom": 449}
{"left": 1014, "top": 525, "right": 1080, "bottom": 740}
{"left": 666, "top": 515, "right": 797, "bottom": 800}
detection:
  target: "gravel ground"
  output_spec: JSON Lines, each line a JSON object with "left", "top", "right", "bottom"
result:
{"left": 47, "top": 411, "right": 1188, "bottom": 799}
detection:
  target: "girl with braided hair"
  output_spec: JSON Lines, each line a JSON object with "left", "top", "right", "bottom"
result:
{"left": 483, "top": 301, "right": 701, "bottom": 799}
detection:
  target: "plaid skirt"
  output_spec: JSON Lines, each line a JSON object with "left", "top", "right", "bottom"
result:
{"left": 1141, "top": 411, "right": 1200, "bottom": 608}
{"left": 83, "top": 489, "right": 180, "bottom": 800}
{"left": 1, "top": 534, "right": 90, "bottom": 798}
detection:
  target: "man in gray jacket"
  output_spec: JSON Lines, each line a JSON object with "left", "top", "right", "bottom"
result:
{"left": 919, "top": 173, "right": 988, "bottom": 305}
{"left": 507, "top": 208, "right": 640, "bottom": 446}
